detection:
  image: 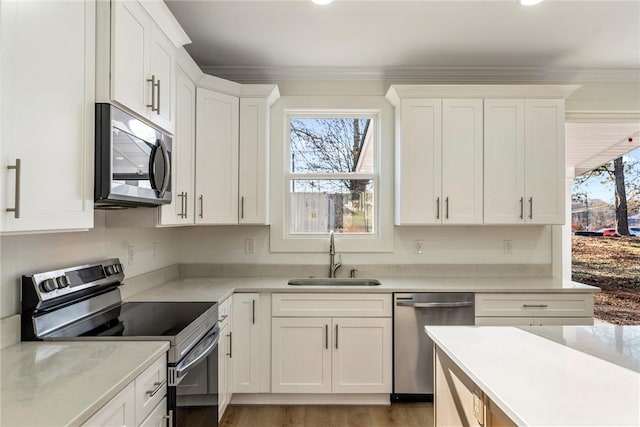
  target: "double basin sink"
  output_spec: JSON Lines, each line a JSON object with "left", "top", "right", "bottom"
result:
{"left": 287, "top": 278, "right": 381, "bottom": 286}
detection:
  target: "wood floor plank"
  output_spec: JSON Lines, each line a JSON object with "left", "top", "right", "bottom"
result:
{"left": 220, "top": 404, "right": 433, "bottom": 427}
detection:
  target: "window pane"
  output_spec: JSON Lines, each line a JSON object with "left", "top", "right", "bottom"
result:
{"left": 290, "top": 118, "right": 373, "bottom": 173}
{"left": 289, "top": 179, "right": 374, "bottom": 234}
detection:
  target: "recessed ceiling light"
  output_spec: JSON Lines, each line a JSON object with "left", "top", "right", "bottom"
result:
{"left": 312, "top": 0, "right": 333, "bottom": 5}
{"left": 519, "top": 0, "right": 544, "bottom": 5}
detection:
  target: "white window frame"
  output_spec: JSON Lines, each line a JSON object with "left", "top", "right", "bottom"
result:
{"left": 270, "top": 96, "right": 394, "bottom": 253}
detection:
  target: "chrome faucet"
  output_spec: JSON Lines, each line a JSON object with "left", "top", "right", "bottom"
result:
{"left": 329, "top": 230, "right": 342, "bottom": 278}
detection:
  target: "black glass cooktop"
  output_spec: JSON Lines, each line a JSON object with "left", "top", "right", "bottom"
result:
{"left": 48, "top": 301, "right": 216, "bottom": 338}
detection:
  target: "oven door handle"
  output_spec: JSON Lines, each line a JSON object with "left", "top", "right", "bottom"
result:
{"left": 395, "top": 301, "right": 473, "bottom": 308}
{"left": 175, "top": 326, "right": 219, "bottom": 376}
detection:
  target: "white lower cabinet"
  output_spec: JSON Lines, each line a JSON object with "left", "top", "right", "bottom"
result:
{"left": 476, "top": 317, "right": 594, "bottom": 326}
{"left": 232, "top": 293, "right": 262, "bottom": 393}
{"left": 82, "top": 354, "right": 167, "bottom": 427}
{"left": 218, "top": 296, "right": 233, "bottom": 421}
{"left": 271, "top": 294, "right": 392, "bottom": 395}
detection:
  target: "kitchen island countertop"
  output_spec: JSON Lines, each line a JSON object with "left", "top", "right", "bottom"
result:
{"left": 1, "top": 340, "right": 169, "bottom": 427}
{"left": 425, "top": 325, "right": 640, "bottom": 426}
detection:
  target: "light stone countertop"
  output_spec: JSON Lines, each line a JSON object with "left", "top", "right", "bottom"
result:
{"left": 1, "top": 340, "right": 169, "bottom": 427}
{"left": 425, "top": 325, "right": 640, "bottom": 426}
{"left": 125, "top": 276, "right": 598, "bottom": 303}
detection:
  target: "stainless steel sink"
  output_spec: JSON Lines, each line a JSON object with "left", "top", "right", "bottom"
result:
{"left": 287, "top": 278, "right": 382, "bottom": 286}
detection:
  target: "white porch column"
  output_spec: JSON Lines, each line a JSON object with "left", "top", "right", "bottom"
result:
{"left": 562, "top": 167, "right": 576, "bottom": 281}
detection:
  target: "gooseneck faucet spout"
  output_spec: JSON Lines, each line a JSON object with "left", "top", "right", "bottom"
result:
{"left": 329, "top": 230, "right": 342, "bottom": 278}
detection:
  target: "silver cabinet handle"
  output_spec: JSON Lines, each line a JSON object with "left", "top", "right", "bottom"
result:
{"left": 522, "top": 304, "right": 548, "bottom": 308}
{"left": 436, "top": 197, "right": 440, "bottom": 220}
{"left": 199, "top": 195, "right": 204, "bottom": 218}
{"left": 226, "top": 332, "right": 232, "bottom": 358}
{"left": 252, "top": 299, "right": 256, "bottom": 324}
{"left": 519, "top": 197, "right": 524, "bottom": 220}
{"left": 6, "top": 159, "right": 21, "bottom": 218}
{"left": 241, "top": 196, "right": 244, "bottom": 219}
{"left": 528, "top": 197, "right": 533, "bottom": 219}
{"left": 163, "top": 409, "right": 173, "bottom": 426}
{"left": 219, "top": 314, "right": 229, "bottom": 321}
{"left": 335, "top": 324, "right": 339, "bottom": 349}
{"left": 184, "top": 192, "right": 188, "bottom": 217}
{"left": 146, "top": 75, "right": 158, "bottom": 112}
{"left": 146, "top": 380, "right": 166, "bottom": 397}
{"left": 177, "top": 192, "right": 185, "bottom": 218}
{"left": 445, "top": 197, "right": 449, "bottom": 220}
{"left": 325, "top": 324, "right": 328, "bottom": 349}
{"left": 156, "top": 79, "right": 161, "bottom": 115}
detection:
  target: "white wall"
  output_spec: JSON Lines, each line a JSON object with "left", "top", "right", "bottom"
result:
{"left": 0, "top": 211, "right": 177, "bottom": 317}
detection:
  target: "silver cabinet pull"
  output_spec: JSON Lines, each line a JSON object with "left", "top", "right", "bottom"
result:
{"left": 226, "top": 332, "right": 232, "bottom": 358}
{"left": 445, "top": 197, "right": 449, "bottom": 220}
{"left": 146, "top": 75, "right": 159, "bottom": 112}
{"left": 335, "top": 324, "right": 339, "bottom": 349}
{"left": 184, "top": 192, "right": 188, "bottom": 217}
{"left": 528, "top": 197, "right": 533, "bottom": 219}
{"left": 241, "top": 196, "right": 244, "bottom": 219}
{"left": 146, "top": 380, "right": 166, "bottom": 397}
{"left": 519, "top": 197, "right": 524, "bottom": 219}
{"left": 522, "top": 304, "right": 548, "bottom": 308}
{"left": 325, "top": 324, "right": 328, "bottom": 349}
{"left": 6, "top": 159, "right": 21, "bottom": 218}
{"left": 436, "top": 197, "right": 440, "bottom": 220}
{"left": 177, "top": 192, "right": 185, "bottom": 218}
{"left": 163, "top": 409, "right": 173, "bottom": 426}
{"left": 156, "top": 79, "right": 161, "bottom": 115}
{"left": 252, "top": 299, "right": 256, "bottom": 324}
{"left": 199, "top": 195, "right": 204, "bottom": 218}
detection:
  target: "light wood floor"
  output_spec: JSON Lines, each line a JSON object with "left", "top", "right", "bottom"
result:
{"left": 220, "top": 403, "right": 434, "bottom": 427}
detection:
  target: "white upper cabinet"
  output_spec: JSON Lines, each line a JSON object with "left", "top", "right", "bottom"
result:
{"left": 484, "top": 99, "right": 566, "bottom": 224}
{"left": 239, "top": 98, "right": 270, "bottom": 224}
{"left": 442, "top": 99, "right": 484, "bottom": 224}
{"left": 391, "top": 96, "right": 482, "bottom": 225}
{"left": 159, "top": 65, "right": 195, "bottom": 226}
{"left": 524, "top": 99, "right": 565, "bottom": 224}
{"left": 1, "top": 0, "right": 95, "bottom": 233}
{"left": 106, "top": 0, "right": 176, "bottom": 133}
{"left": 195, "top": 88, "right": 240, "bottom": 224}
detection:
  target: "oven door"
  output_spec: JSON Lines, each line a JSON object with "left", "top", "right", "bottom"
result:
{"left": 169, "top": 325, "right": 219, "bottom": 427}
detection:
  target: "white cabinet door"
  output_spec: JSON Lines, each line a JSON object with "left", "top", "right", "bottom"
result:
{"left": 524, "top": 99, "right": 565, "bottom": 225}
{"left": 533, "top": 317, "right": 594, "bottom": 326}
{"left": 396, "top": 99, "right": 442, "bottom": 225}
{"left": 218, "top": 324, "right": 229, "bottom": 420}
{"left": 195, "top": 88, "right": 239, "bottom": 224}
{"left": 1, "top": 0, "right": 94, "bottom": 233}
{"left": 271, "top": 317, "right": 332, "bottom": 393}
{"left": 111, "top": 0, "right": 149, "bottom": 117}
{"left": 442, "top": 99, "right": 484, "bottom": 224}
{"left": 474, "top": 317, "right": 534, "bottom": 326}
{"left": 484, "top": 99, "right": 526, "bottom": 224}
{"left": 82, "top": 382, "right": 136, "bottom": 427}
{"left": 159, "top": 65, "right": 195, "bottom": 226}
{"left": 138, "top": 399, "right": 168, "bottom": 427}
{"left": 239, "top": 98, "right": 269, "bottom": 225}
{"left": 232, "top": 293, "right": 261, "bottom": 393}
{"left": 148, "top": 24, "right": 175, "bottom": 132}
{"left": 332, "top": 318, "right": 392, "bottom": 393}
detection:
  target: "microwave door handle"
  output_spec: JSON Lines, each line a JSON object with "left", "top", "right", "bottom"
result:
{"left": 156, "top": 138, "right": 170, "bottom": 198}
{"left": 148, "top": 143, "right": 159, "bottom": 192}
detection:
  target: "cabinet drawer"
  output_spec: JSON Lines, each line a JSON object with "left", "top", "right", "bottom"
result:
{"left": 218, "top": 296, "right": 232, "bottom": 329}
{"left": 82, "top": 382, "right": 135, "bottom": 426}
{"left": 135, "top": 355, "right": 167, "bottom": 426}
{"left": 138, "top": 398, "right": 167, "bottom": 427}
{"left": 475, "top": 293, "right": 593, "bottom": 318}
{"left": 272, "top": 293, "right": 392, "bottom": 317}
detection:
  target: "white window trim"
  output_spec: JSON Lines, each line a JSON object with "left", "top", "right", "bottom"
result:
{"left": 270, "top": 96, "right": 394, "bottom": 253}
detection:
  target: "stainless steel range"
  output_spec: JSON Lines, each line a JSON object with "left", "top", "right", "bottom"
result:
{"left": 21, "top": 259, "right": 219, "bottom": 427}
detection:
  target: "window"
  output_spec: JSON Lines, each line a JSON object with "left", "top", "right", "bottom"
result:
{"left": 286, "top": 113, "right": 377, "bottom": 235}
{"left": 269, "top": 96, "right": 393, "bottom": 253}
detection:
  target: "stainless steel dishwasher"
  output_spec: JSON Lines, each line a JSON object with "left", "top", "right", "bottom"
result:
{"left": 393, "top": 292, "right": 475, "bottom": 401}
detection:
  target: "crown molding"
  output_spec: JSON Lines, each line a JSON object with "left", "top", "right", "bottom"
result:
{"left": 199, "top": 66, "right": 640, "bottom": 84}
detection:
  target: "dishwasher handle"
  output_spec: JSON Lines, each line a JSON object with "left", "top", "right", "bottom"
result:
{"left": 396, "top": 301, "right": 473, "bottom": 309}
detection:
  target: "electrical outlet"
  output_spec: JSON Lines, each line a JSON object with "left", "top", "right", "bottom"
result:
{"left": 152, "top": 242, "right": 158, "bottom": 259}
{"left": 503, "top": 240, "right": 513, "bottom": 254}
{"left": 127, "top": 245, "right": 135, "bottom": 265}
{"left": 414, "top": 239, "right": 424, "bottom": 254}
{"left": 473, "top": 389, "right": 484, "bottom": 424}
{"left": 245, "top": 239, "right": 255, "bottom": 254}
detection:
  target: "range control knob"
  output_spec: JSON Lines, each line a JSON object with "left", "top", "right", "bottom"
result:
{"left": 56, "top": 275, "right": 70, "bottom": 289}
{"left": 40, "top": 278, "right": 57, "bottom": 292}
{"left": 105, "top": 265, "right": 116, "bottom": 275}
{"left": 115, "top": 263, "right": 124, "bottom": 274}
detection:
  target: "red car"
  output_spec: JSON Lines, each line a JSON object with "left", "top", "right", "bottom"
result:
{"left": 600, "top": 228, "right": 618, "bottom": 237}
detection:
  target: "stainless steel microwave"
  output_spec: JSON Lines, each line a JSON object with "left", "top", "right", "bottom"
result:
{"left": 95, "top": 103, "right": 172, "bottom": 208}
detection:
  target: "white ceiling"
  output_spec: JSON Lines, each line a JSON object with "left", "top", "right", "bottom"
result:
{"left": 165, "top": 0, "right": 640, "bottom": 81}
